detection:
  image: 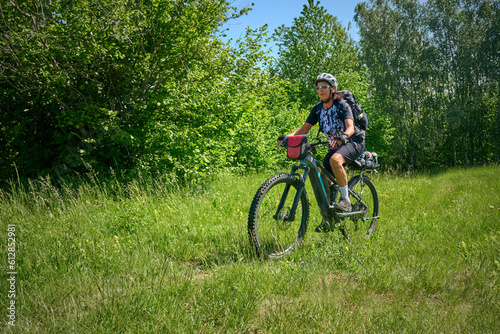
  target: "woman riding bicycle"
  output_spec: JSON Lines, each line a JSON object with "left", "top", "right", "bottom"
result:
{"left": 277, "top": 73, "right": 365, "bottom": 212}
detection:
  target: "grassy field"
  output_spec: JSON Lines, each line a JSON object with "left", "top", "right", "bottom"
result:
{"left": 1, "top": 165, "right": 499, "bottom": 333}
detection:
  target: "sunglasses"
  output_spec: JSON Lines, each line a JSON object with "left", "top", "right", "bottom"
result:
{"left": 316, "top": 85, "right": 331, "bottom": 91}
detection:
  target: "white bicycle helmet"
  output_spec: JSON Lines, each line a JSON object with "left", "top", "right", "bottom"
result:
{"left": 314, "top": 73, "right": 338, "bottom": 88}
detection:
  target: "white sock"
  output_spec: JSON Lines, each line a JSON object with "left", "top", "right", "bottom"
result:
{"left": 339, "top": 185, "right": 348, "bottom": 199}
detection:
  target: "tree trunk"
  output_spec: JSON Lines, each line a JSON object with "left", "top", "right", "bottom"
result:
{"left": 463, "top": 137, "right": 469, "bottom": 166}
{"left": 453, "top": 141, "right": 457, "bottom": 167}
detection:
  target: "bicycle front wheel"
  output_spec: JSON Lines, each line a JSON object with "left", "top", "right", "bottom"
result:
{"left": 247, "top": 173, "right": 310, "bottom": 258}
{"left": 342, "top": 175, "right": 379, "bottom": 239}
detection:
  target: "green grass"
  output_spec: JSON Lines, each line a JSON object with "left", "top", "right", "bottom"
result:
{"left": 1, "top": 166, "right": 499, "bottom": 333}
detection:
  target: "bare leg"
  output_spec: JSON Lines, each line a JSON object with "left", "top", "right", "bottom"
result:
{"left": 329, "top": 152, "right": 351, "bottom": 211}
{"left": 329, "top": 153, "right": 348, "bottom": 187}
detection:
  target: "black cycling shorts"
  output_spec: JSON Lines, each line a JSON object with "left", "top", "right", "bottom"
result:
{"left": 322, "top": 141, "right": 365, "bottom": 176}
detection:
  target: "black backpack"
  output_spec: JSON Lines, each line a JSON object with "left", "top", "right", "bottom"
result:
{"left": 314, "top": 90, "right": 368, "bottom": 131}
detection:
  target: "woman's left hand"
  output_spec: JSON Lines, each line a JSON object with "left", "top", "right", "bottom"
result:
{"left": 329, "top": 133, "right": 348, "bottom": 148}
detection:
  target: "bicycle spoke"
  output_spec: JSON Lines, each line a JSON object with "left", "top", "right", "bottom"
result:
{"left": 342, "top": 175, "right": 379, "bottom": 240}
{"left": 248, "top": 174, "right": 309, "bottom": 258}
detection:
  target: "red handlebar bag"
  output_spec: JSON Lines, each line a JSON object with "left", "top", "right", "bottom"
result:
{"left": 285, "top": 135, "right": 309, "bottom": 160}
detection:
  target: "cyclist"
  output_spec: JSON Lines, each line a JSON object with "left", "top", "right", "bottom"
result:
{"left": 277, "top": 73, "right": 365, "bottom": 213}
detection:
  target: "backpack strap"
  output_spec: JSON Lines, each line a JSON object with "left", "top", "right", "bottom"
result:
{"left": 338, "top": 90, "right": 369, "bottom": 131}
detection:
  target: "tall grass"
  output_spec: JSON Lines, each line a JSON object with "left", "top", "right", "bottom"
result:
{"left": 1, "top": 166, "right": 499, "bottom": 333}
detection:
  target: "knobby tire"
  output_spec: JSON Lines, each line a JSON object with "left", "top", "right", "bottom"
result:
{"left": 341, "top": 174, "right": 379, "bottom": 239}
{"left": 247, "top": 174, "right": 310, "bottom": 258}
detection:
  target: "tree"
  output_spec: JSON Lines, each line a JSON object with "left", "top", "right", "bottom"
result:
{"left": 0, "top": 0, "right": 306, "bottom": 183}
{"left": 355, "top": 0, "right": 439, "bottom": 170}
{"left": 355, "top": 0, "right": 499, "bottom": 169}
{"left": 271, "top": 0, "right": 363, "bottom": 107}
{"left": 421, "top": 0, "right": 499, "bottom": 166}
{"left": 0, "top": 0, "right": 238, "bottom": 180}
{"left": 270, "top": 0, "right": 390, "bottom": 158}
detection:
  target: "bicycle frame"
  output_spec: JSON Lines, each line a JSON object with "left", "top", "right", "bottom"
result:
{"left": 274, "top": 153, "right": 335, "bottom": 225}
{"left": 274, "top": 151, "right": 376, "bottom": 227}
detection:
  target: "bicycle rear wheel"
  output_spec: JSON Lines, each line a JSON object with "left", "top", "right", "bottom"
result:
{"left": 341, "top": 175, "right": 379, "bottom": 239}
{"left": 247, "top": 173, "right": 310, "bottom": 258}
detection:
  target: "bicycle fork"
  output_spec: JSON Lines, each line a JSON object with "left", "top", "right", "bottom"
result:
{"left": 272, "top": 165, "right": 310, "bottom": 222}
{"left": 273, "top": 162, "right": 334, "bottom": 225}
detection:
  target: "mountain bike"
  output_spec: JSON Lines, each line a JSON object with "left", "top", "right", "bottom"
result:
{"left": 247, "top": 135, "right": 380, "bottom": 258}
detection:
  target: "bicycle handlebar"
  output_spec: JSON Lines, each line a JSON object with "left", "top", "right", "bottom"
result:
{"left": 308, "top": 137, "right": 330, "bottom": 147}
{"left": 277, "top": 136, "right": 330, "bottom": 149}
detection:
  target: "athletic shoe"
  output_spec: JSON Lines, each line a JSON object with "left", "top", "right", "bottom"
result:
{"left": 335, "top": 197, "right": 352, "bottom": 212}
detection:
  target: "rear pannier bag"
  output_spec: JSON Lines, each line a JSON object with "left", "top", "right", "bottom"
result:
{"left": 285, "top": 135, "right": 309, "bottom": 160}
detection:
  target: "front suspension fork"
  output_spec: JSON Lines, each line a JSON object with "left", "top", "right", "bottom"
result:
{"left": 273, "top": 165, "right": 309, "bottom": 221}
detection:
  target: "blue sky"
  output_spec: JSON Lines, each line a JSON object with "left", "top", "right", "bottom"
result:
{"left": 222, "top": 0, "right": 361, "bottom": 43}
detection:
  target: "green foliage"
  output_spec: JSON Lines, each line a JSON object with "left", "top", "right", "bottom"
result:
{"left": 269, "top": 0, "right": 389, "bottom": 158}
{"left": 2, "top": 0, "right": 497, "bottom": 184}
{"left": 271, "top": 0, "right": 363, "bottom": 107}
{"left": 141, "top": 26, "right": 304, "bottom": 182}
{"left": 355, "top": 0, "right": 500, "bottom": 170}
{"left": 0, "top": 0, "right": 308, "bottom": 183}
